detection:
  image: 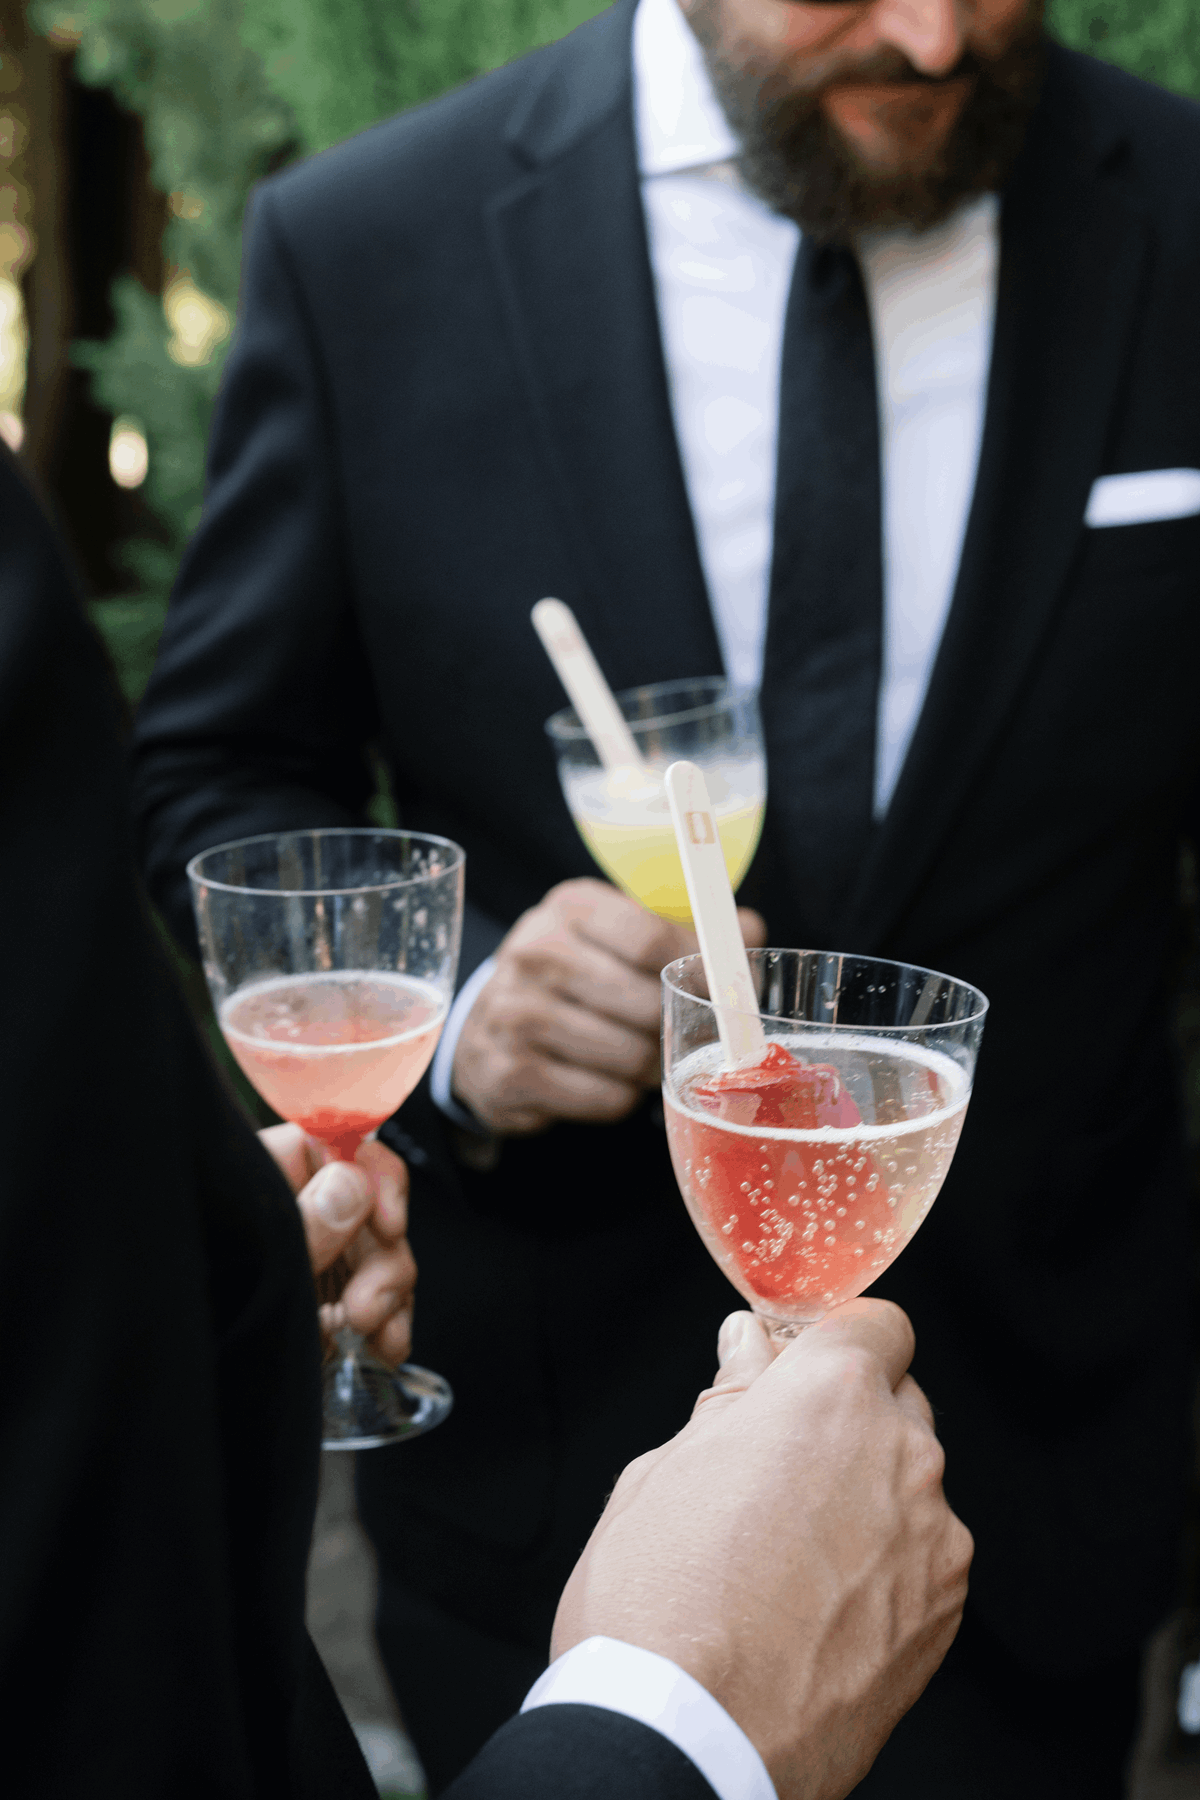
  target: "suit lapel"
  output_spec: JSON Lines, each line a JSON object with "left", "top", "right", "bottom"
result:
{"left": 485, "top": 0, "right": 721, "bottom": 693}
{"left": 845, "top": 50, "right": 1150, "bottom": 949}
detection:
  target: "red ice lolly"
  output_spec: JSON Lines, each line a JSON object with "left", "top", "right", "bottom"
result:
{"left": 666, "top": 1040, "right": 903, "bottom": 1314}
{"left": 690, "top": 1040, "right": 865, "bottom": 1131}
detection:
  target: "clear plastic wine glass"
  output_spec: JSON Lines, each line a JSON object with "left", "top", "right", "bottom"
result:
{"left": 545, "top": 676, "right": 765, "bottom": 924}
{"left": 188, "top": 827, "right": 464, "bottom": 1450}
{"left": 661, "top": 949, "right": 988, "bottom": 1343}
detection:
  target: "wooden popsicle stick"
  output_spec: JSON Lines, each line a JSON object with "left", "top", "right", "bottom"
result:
{"left": 908, "top": 973, "right": 942, "bottom": 1028}
{"left": 531, "top": 598, "right": 644, "bottom": 771}
{"left": 665, "top": 760, "right": 767, "bottom": 1069}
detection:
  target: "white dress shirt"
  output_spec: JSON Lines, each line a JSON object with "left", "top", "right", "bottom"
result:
{"left": 635, "top": 0, "right": 998, "bottom": 811}
{"left": 522, "top": 1636, "right": 776, "bottom": 1800}
{"left": 432, "top": 0, "right": 1000, "bottom": 1133}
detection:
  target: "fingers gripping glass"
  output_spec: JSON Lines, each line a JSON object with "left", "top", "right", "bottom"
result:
{"left": 662, "top": 949, "right": 987, "bottom": 1342}
{"left": 189, "top": 829, "right": 465, "bottom": 1450}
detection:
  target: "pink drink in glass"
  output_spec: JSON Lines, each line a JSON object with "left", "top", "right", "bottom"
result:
{"left": 221, "top": 970, "right": 447, "bottom": 1161}
{"left": 664, "top": 1037, "right": 968, "bottom": 1326}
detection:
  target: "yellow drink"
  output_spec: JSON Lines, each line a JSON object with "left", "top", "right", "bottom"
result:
{"left": 564, "top": 757, "right": 765, "bottom": 924}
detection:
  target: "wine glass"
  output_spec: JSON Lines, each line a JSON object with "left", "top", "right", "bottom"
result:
{"left": 545, "top": 676, "right": 765, "bottom": 924}
{"left": 188, "top": 827, "right": 464, "bottom": 1449}
{"left": 661, "top": 948, "right": 987, "bottom": 1341}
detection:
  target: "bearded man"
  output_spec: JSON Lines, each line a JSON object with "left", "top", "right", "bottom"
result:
{"left": 132, "top": 0, "right": 1200, "bottom": 1793}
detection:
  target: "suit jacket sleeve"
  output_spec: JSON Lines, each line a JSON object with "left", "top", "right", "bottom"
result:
{"left": 0, "top": 445, "right": 375, "bottom": 1799}
{"left": 443, "top": 1705, "right": 717, "bottom": 1800}
{"left": 131, "top": 185, "right": 382, "bottom": 955}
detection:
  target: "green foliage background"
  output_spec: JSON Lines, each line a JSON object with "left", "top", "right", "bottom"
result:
{"left": 240, "top": 0, "right": 607, "bottom": 155}
{"left": 1050, "top": 0, "right": 1200, "bottom": 94}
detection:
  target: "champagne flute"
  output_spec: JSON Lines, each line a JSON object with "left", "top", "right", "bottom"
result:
{"left": 546, "top": 675, "right": 766, "bottom": 924}
{"left": 661, "top": 947, "right": 987, "bottom": 1341}
{"left": 188, "top": 827, "right": 464, "bottom": 1448}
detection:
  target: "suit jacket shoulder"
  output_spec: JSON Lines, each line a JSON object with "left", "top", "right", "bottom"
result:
{"left": 1049, "top": 39, "right": 1200, "bottom": 143}
{"left": 443, "top": 1705, "right": 717, "bottom": 1800}
{"left": 257, "top": 0, "right": 634, "bottom": 255}
{"left": 1046, "top": 42, "right": 1200, "bottom": 222}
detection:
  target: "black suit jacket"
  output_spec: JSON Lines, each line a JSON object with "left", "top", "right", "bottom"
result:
{"left": 0, "top": 449, "right": 378, "bottom": 1794}
{"left": 444, "top": 1707, "right": 714, "bottom": 1799}
{"left": 132, "top": 0, "right": 1200, "bottom": 1683}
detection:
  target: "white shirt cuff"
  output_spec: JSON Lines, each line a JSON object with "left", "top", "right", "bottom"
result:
{"left": 521, "top": 1636, "right": 777, "bottom": 1800}
{"left": 429, "top": 954, "right": 498, "bottom": 1133}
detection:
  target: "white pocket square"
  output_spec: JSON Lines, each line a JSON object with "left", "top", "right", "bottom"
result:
{"left": 1085, "top": 468, "right": 1200, "bottom": 528}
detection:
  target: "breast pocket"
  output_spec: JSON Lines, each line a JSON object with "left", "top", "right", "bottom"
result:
{"left": 1075, "top": 508, "right": 1200, "bottom": 579}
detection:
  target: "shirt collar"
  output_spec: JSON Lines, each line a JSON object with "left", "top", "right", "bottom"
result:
{"left": 633, "top": 0, "right": 740, "bottom": 176}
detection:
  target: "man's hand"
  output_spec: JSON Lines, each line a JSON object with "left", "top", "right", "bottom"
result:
{"left": 452, "top": 878, "right": 767, "bottom": 1135}
{"left": 259, "top": 1124, "right": 416, "bottom": 1367}
{"left": 552, "top": 1301, "right": 972, "bottom": 1800}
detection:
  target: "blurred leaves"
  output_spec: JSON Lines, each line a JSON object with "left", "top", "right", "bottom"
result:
{"left": 73, "top": 270, "right": 221, "bottom": 577}
{"left": 31, "top": 0, "right": 295, "bottom": 587}
{"left": 87, "top": 591, "right": 168, "bottom": 703}
{"left": 1048, "top": 0, "right": 1200, "bottom": 98}
{"left": 239, "top": 0, "right": 608, "bottom": 154}
{"left": 32, "top": 0, "right": 294, "bottom": 303}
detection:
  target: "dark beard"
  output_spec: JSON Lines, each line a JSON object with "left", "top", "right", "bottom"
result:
{"left": 688, "top": 2, "right": 1048, "bottom": 243}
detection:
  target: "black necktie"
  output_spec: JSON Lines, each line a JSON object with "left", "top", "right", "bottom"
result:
{"left": 758, "top": 237, "right": 884, "bottom": 946}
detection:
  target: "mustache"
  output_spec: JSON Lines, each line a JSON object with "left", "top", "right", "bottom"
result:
{"left": 751, "top": 41, "right": 1042, "bottom": 138}
{"left": 758, "top": 46, "right": 989, "bottom": 106}
{"left": 825, "top": 50, "right": 985, "bottom": 87}
{"left": 694, "top": 0, "right": 1048, "bottom": 245}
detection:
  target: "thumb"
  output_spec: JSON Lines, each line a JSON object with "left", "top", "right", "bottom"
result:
{"left": 692, "top": 1311, "right": 774, "bottom": 1417}
{"left": 297, "top": 1160, "right": 374, "bottom": 1276}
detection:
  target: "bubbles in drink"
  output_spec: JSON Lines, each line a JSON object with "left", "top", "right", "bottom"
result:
{"left": 664, "top": 1034, "right": 969, "bottom": 1324}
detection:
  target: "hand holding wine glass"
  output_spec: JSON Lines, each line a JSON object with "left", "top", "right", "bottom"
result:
{"left": 262, "top": 1124, "right": 415, "bottom": 1367}
{"left": 189, "top": 827, "right": 464, "bottom": 1447}
{"left": 450, "top": 602, "right": 767, "bottom": 1139}
{"left": 451, "top": 877, "right": 765, "bottom": 1135}
{"left": 552, "top": 1300, "right": 972, "bottom": 1800}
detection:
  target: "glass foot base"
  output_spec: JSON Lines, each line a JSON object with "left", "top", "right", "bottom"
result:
{"left": 322, "top": 1357, "right": 454, "bottom": 1451}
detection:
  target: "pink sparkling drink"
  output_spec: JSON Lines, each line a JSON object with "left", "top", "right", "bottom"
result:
{"left": 189, "top": 826, "right": 465, "bottom": 1447}
{"left": 664, "top": 1035, "right": 969, "bottom": 1327}
{"left": 221, "top": 970, "right": 447, "bottom": 1161}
